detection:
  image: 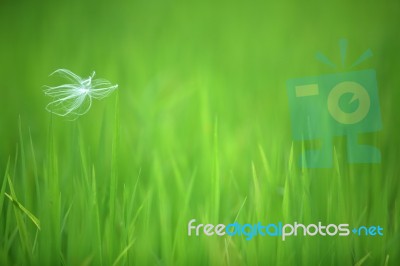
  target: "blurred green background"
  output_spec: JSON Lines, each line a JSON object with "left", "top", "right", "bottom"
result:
{"left": 0, "top": 0, "right": 399, "bottom": 265}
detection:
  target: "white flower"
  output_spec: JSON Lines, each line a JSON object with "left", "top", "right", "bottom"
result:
{"left": 44, "top": 69, "right": 118, "bottom": 119}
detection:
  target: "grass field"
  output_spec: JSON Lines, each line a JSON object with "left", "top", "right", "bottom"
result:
{"left": 0, "top": 0, "right": 399, "bottom": 265}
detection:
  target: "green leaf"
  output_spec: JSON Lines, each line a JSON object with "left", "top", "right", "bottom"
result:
{"left": 6, "top": 176, "right": 41, "bottom": 230}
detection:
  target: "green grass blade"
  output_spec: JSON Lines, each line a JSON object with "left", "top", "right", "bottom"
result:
{"left": 0, "top": 158, "right": 10, "bottom": 217}
{"left": 354, "top": 252, "right": 371, "bottom": 266}
{"left": 112, "top": 240, "right": 135, "bottom": 266}
{"left": 7, "top": 175, "right": 32, "bottom": 261}
{"left": 5, "top": 177, "right": 41, "bottom": 230}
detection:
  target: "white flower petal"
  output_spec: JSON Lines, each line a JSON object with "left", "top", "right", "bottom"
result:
{"left": 44, "top": 69, "right": 118, "bottom": 119}
{"left": 90, "top": 84, "right": 118, "bottom": 100}
{"left": 50, "top": 69, "right": 83, "bottom": 84}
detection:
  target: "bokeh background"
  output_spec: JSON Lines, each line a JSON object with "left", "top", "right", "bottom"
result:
{"left": 0, "top": 0, "right": 399, "bottom": 265}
